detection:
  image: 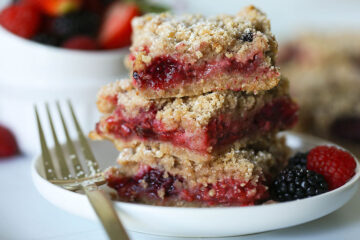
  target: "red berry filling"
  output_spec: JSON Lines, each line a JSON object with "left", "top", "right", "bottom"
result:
{"left": 107, "top": 165, "right": 181, "bottom": 202}
{"left": 208, "top": 97, "right": 299, "bottom": 147}
{"left": 105, "top": 94, "right": 118, "bottom": 106}
{"left": 97, "top": 97, "right": 298, "bottom": 153}
{"left": 181, "top": 179, "right": 269, "bottom": 206}
{"left": 132, "top": 53, "right": 277, "bottom": 90}
{"left": 106, "top": 165, "right": 269, "bottom": 206}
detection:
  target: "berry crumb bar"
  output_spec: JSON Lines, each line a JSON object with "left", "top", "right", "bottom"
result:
{"left": 105, "top": 136, "right": 288, "bottom": 206}
{"left": 128, "top": 5, "right": 279, "bottom": 98}
{"left": 90, "top": 77, "right": 298, "bottom": 162}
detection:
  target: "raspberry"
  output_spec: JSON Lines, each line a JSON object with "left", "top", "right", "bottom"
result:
{"left": 62, "top": 35, "right": 97, "bottom": 50}
{"left": 270, "top": 168, "right": 328, "bottom": 202}
{"left": 0, "top": 4, "right": 41, "bottom": 38}
{"left": 307, "top": 146, "right": 356, "bottom": 190}
{"left": 0, "top": 125, "right": 19, "bottom": 158}
{"left": 288, "top": 152, "right": 308, "bottom": 170}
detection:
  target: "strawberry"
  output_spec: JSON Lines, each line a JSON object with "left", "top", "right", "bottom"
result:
{"left": 0, "top": 125, "right": 19, "bottom": 158}
{"left": 0, "top": 3, "right": 41, "bottom": 38}
{"left": 307, "top": 146, "right": 356, "bottom": 190}
{"left": 98, "top": 2, "right": 140, "bottom": 49}
{"left": 32, "top": 0, "right": 83, "bottom": 16}
{"left": 62, "top": 35, "right": 97, "bottom": 50}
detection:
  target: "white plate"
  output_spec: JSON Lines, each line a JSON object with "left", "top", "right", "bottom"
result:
{"left": 31, "top": 132, "right": 360, "bottom": 237}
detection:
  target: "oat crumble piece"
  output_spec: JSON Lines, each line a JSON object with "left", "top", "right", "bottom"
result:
{"left": 128, "top": 5, "right": 279, "bottom": 99}
{"left": 91, "top": 77, "right": 298, "bottom": 162}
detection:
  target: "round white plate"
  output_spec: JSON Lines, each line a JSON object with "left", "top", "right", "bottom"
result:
{"left": 31, "top": 132, "right": 360, "bottom": 237}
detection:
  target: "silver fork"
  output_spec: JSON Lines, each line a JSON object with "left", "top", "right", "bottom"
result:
{"left": 35, "top": 102, "right": 130, "bottom": 240}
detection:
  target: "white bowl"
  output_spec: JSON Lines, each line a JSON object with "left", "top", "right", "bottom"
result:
{"left": 31, "top": 132, "right": 360, "bottom": 237}
{"left": 0, "top": 0, "right": 128, "bottom": 154}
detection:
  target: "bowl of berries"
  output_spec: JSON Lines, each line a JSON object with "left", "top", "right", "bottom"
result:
{"left": 0, "top": 0, "right": 168, "bottom": 154}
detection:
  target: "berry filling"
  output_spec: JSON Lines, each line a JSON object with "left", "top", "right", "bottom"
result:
{"left": 180, "top": 179, "right": 269, "bottom": 206}
{"left": 330, "top": 116, "right": 360, "bottom": 141}
{"left": 106, "top": 165, "right": 269, "bottom": 206}
{"left": 132, "top": 53, "right": 277, "bottom": 90}
{"left": 107, "top": 165, "right": 181, "bottom": 202}
{"left": 97, "top": 97, "right": 298, "bottom": 153}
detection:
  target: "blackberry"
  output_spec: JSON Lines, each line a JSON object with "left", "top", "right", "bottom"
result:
{"left": 270, "top": 168, "right": 328, "bottom": 202}
{"left": 52, "top": 11, "right": 100, "bottom": 39}
{"left": 239, "top": 29, "right": 253, "bottom": 42}
{"left": 32, "top": 33, "right": 61, "bottom": 46}
{"left": 288, "top": 152, "right": 308, "bottom": 169}
{"left": 133, "top": 71, "right": 139, "bottom": 80}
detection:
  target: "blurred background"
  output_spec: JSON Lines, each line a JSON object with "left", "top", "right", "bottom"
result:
{"left": 0, "top": 0, "right": 360, "bottom": 157}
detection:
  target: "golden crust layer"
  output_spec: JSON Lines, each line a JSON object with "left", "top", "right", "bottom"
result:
{"left": 133, "top": 71, "right": 280, "bottom": 99}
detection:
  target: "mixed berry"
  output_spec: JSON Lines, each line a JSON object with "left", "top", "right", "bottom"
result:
{"left": 271, "top": 145, "right": 357, "bottom": 202}
{"left": 107, "top": 165, "right": 269, "bottom": 206}
{"left": 0, "top": 0, "right": 168, "bottom": 50}
{"left": 107, "top": 165, "right": 180, "bottom": 202}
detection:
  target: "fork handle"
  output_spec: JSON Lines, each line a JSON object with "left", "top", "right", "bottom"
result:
{"left": 83, "top": 183, "right": 130, "bottom": 240}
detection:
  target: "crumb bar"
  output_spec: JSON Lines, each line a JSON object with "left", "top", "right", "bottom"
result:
{"left": 90, "top": 78, "right": 298, "bottom": 162}
{"left": 105, "top": 136, "right": 288, "bottom": 206}
{"left": 128, "top": 5, "right": 279, "bottom": 98}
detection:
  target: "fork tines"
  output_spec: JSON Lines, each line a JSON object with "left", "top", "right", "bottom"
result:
{"left": 35, "top": 101, "right": 100, "bottom": 181}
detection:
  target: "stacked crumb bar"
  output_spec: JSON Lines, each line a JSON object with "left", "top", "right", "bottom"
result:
{"left": 91, "top": 6, "right": 299, "bottom": 206}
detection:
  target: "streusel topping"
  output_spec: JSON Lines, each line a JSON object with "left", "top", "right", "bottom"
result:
{"left": 131, "top": 5, "right": 277, "bottom": 66}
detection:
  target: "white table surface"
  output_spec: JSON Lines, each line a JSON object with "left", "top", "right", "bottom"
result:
{"left": 0, "top": 154, "right": 359, "bottom": 240}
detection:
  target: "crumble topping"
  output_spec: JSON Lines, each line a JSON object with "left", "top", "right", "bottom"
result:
{"left": 130, "top": 5, "right": 277, "bottom": 70}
